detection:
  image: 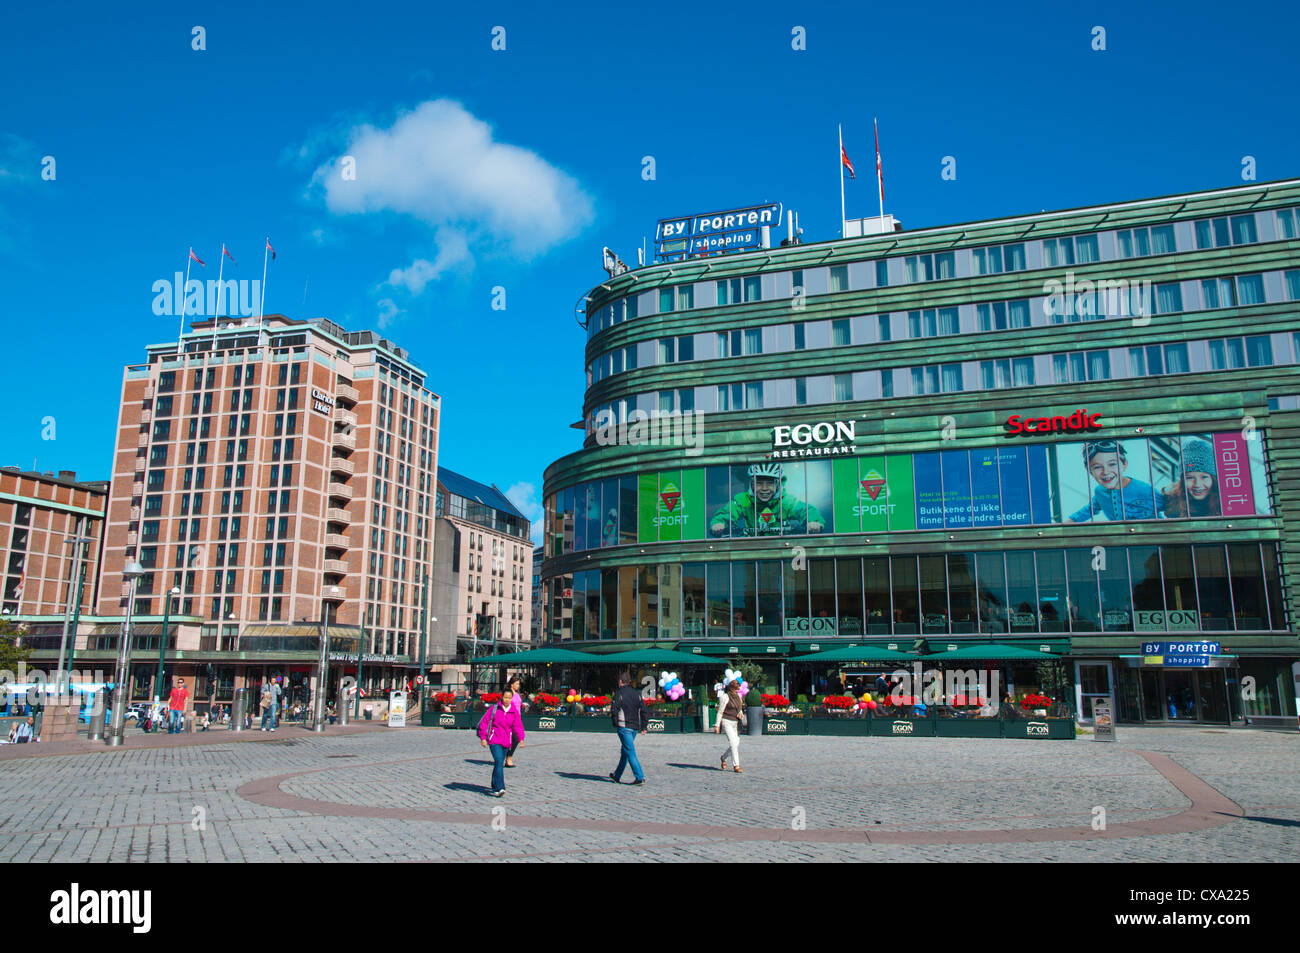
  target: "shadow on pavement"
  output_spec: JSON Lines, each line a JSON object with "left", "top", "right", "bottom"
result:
{"left": 666, "top": 762, "right": 724, "bottom": 771}
{"left": 444, "top": 782, "right": 490, "bottom": 794}
{"left": 555, "top": 771, "right": 614, "bottom": 783}
{"left": 1242, "top": 815, "right": 1300, "bottom": 827}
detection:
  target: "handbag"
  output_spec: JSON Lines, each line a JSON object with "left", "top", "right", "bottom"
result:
{"left": 481, "top": 704, "right": 499, "bottom": 744}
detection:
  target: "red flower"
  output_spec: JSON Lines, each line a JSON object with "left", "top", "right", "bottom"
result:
{"left": 482, "top": 693, "right": 503, "bottom": 704}
{"left": 536, "top": 693, "right": 560, "bottom": 706}
{"left": 822, "top": 695, "right": 856, "bottom": 709}
{"left": 762, "top": 694, "right": 791, "bottom": 707}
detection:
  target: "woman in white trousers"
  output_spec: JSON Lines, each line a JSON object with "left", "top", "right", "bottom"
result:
{"left": 716, "top": 680, "right": 746, "bottom": 773}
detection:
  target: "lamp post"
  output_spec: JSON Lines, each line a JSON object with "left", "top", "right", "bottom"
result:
{"left": 109, "top": 561, "right": 146, "bottom": 747}
{"left": 354, "top": 622, "right": 366, "bottom": 720}
{"left": 154, "top": 586, "right": 181, "bottom": 713}
{"left": 314, "top": 586, "right": 340, "bottom": 732}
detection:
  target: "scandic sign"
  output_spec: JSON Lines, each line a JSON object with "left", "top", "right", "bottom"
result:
{"left": 1005, "top": 409, "right": 1102, "bottom": 435}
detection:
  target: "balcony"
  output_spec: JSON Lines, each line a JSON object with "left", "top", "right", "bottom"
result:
{"left": 336, "top": 383, "right": 359, "bottom": 404}
{"left": 323, "top": 558, "right": 349, "bottom": 575}
{"left": 334, "top": 407, "right": 357, "bottom": 429}
{"left": 329, "top": 456, "right": 355, "bottom": 477}
{"left": 327, "top": 481, "right": 353, "bottom": 500}
{"left": 133, "top": 456, "right": 145, "bottom": 472}
{"left": 126, "top": 532, "right": 138, "bottom": 548}
{"left": 143, "top": 385, "right": 155, "bottom": 399}
{"left": 332, "top": 429, "right": 356, "bottom": 452}
{"left": 136, "top": 433, "right": 149, "bottom": 448}
{"left": 326, "top": 507, "right": 349, "bottom": 523}
{"left": 324, "top": 533, "right": 350, "bottom": 549}
{"left": 139, "top": 408, "right": 152, "bottom": 424}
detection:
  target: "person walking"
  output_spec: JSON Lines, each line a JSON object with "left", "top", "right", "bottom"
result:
{"left": 267, "top": 676, "right": 282, "bottom": 731}
{"left": 259, "top": 681, "right": 274, "bottom": 731}
{"left": 608, "top": 672, "right": 648, "bottom": 785}
{"left": 167, "top": 678, "right": 189, "bottom": 734}
{"left": 716, "top": 679, "right": 746, "bottom": 773}
{"left": 505, "top": 675, "right": 524, "bottom": 768}
{"left": 477, "top": 687, "right": 525, "bottom": 797}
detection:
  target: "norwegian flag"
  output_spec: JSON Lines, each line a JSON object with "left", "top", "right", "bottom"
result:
{"left": 841, "top": 140, "right": 856, "bottom": 179}
{"left": 189, "top": 248, "right": 205, "bottom": 266}
{"left": 874, "top": 118, "right": 884, "bottom": 205}
{"left": 265, "top": 237, "right": 276, "bottom": 260}
{"left": 222, "top": 244, "right": 237, "bottom": 265}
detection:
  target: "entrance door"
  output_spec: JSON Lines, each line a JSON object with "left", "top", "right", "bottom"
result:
{"left": 1077, "top": 663, "right": 1112, "bottom": 721}
{"left": 1196, "top": 670, "right": 1229, "bottom": 724}
{"left": 1141, "top": 669, "right": 1165, "bottom": 721}
{"left": 1164, "top": 671, "right": 1197, "bottom": 720}
{"left": 1117, "top": 667, "right": 1142, "bottom": 722}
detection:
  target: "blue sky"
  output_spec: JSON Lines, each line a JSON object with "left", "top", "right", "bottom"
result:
{"left": 2, "top": 0, "right": 1297, "bottom": 541}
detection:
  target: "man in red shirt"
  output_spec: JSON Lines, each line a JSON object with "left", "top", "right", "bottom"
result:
{"left": 167, "top": 678, "right": 190, "bottom": 734}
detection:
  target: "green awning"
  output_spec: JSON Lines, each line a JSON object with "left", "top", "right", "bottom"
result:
{"left": 469, "top": 648, "right": 594, "bottom": 664}
{"left": 788, "top": 645, "right": 916, "bottom": 662}
{"left": 920, "top": 643, "right": 1061, "bottom": 661}
{"left": 593, "top": 648, "right": 719, "bottom": 666}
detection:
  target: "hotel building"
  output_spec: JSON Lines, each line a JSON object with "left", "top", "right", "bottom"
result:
{"left": 541, "top": 179, "right": 1300, "bottom": 726}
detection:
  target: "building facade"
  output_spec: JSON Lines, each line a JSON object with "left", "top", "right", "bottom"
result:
{"left": 1, "top": 469, "right": 105, "bottom": 620}
{"left": 15, "top": 313, "right": 440, "bottom": 713}
{"left": 429, "top": 467, "right": 533, "bottom": 685}
{"left": 542, "top": 179, "right": 1300, "bottom": 725}
{"left": 531, "top": 544, "right": 544, "bottom": 645}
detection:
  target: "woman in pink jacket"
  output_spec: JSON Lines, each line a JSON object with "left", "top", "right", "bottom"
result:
{"left": 478, "top": 687, "right": 525, "bottom": 797}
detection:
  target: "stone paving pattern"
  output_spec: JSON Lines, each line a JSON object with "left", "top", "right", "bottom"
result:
{"left": 0, "top": 725, "right": 1296, "bottom": 861}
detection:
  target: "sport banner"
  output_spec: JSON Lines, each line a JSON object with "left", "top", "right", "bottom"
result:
{"left": 681, "top": 467, "right": 707, "bottom": 539}
{"left": 832, "top": 457, "right": 861, "bottom": 533}
{"left": 657, "top": 469, "right": 683, "bottom": 542}
{"left": 855, "top": 453, "right": 890, "bottom": 533}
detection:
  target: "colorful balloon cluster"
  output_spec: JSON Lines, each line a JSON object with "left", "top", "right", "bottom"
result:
{"left": 857, "top": 692, "right": 878, "bottom": 711}
{"left": 658, "top": 671, "right": 685, "bottom": 701}
{"left": 714, "top": 668, "right": 750, "bottom": 699}
{"left": 565, "top": 691, "right": 580, "bottom": 703}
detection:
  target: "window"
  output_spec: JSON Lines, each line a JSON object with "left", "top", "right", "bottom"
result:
{"left": 829, "top": 265, "right": 849, "bottom": 292}
{"left": 979, "top": 358, "right": 1035, "bottom": 389}
{"left": 832, "top": 319, "right": 851, "bottom": 347}
{"left": 973, "top": 242, "right": 1025, "bottom": 275}
{"left": 911, "top": 364, "right": 963, "bottom": 394}
{"left": 1129, "top": 343, "right": 1189, "bottom": 377}
{"left": 877, "top": 314, "right": 891, "bottom": 341}
{"left": 1052, "top": 350, "right": 1110, "bottom": 383}
{"left": 793, "top": 324, "right": 806, "bottom": 350}
{"left": 1154, "top": 282, "right": 1183, "bottom": 314}
{"left": 1235, "top": 273, "right": 1266, "bottom": 306}
{"left": 1209, "top": 335, "right": 1272, "bottom": 370}
{"left": 907, "top": 308, "right": 958, "bottom": 338}
{"left": 875, "top": 260, "right": 889, "bottom": 287}
{"left": 976, "top": 299, "right": 1031, "bottom": 331}
{"left": 1201, "top": 277, "right": 1235, "bottom": 309}
{"left": 903, "top": 253, "right": 955, "bottom": 283}
{"left": 833, "top": 373, "right": 853, "bottom": 402}
{"left": 1285, "top": 270, "right": 1300, "bottom": 302}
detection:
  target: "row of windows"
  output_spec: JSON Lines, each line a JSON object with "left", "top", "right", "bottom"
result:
{"left": 586, "top": 205, "right": 1300, "bottom": 340}
{"left": 595, "top": 329, "right": 1299, "bottom": 424}
{"left": 544, "top": 543, "right": 1289, "bottom": 641}
{"left": 588, "top": 268, "right": 1300, "bottom": 388}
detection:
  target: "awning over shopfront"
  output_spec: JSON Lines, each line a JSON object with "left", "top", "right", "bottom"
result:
{"left": 788, "top": 645, "right": 915, "bottom": 663}
{"left": 470, "top": 647, "right": 594, "bottom": 665}
{"left": 920, "top": 643, "right": 1061, "bottom": 661}
{"left": 593, "top": 648, "right": 718, "bottom": 666}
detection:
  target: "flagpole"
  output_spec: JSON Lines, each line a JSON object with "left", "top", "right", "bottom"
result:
{"left": 875, "top": 117, "right": 885, "bottom": 228}
{"left": 178, "top": 249, "right": 192, "bottom": 356}
{"left": 839, "top": 124, "right": 846, "bottom": 238}
{"left": 212, "top": 248, "right": 224, "bottom": 351}
{"left": 258, "top": 238, "right": 269, "bottom": 331}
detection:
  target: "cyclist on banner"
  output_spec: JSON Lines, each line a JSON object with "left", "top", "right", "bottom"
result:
{"left": 708, "top": 463, "right": 824, "bottom": 537}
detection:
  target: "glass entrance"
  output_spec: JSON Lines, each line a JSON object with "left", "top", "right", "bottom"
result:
{"left": 1196, "top": 670, "right": 1229, "bottom": 723}
{"left": 1077, "top": 663, "right": 1112, "bottom": 720}
{"left": 1163, "top": 671, "right": 1197, "bottom": 720}
{"left": 1141, "top": 669, "right": 1164, "bottom": 720}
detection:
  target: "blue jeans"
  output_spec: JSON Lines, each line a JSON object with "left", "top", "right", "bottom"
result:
{"left": 261, "top": 707, "right": 272, "bottom": 730}
{"left": 267, "top": 704, "right": 277, "bottom": 729}
{"left": 613, "top": 727, "right": 644, "bottom": 782}
{"left": 168, "top": 710, "right": 183, "bottom": 733}
{"left": 488, "top": 743, "right": 508, "bottom": 793}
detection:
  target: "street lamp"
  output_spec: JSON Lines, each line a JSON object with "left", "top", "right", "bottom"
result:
{"left": 154, "top": 586, "right": 181, "bottom": 713}
{"left": 314, "top": 585, "right": 341, "bottom": 732}
{"left": 109, "top": 560, "right": 146, "bottom": 747}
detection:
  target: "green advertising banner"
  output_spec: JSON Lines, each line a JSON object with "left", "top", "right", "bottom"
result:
{"left": 682, "top": 467, "right": 707, "bottom": 540}
{"left": 657, "top": 469, "right": 683, "bottom": 542}
{"left": 638, "top": 473, "right": 659, "bottom": 543}
{"left": 855, "top": 453, "right": 890, "bottom": 533}
{"left": 832, "top": 458, "right": 861, "bottom": 533}
{"left": 885, "top": 453, "right": 916, "bottom": 531}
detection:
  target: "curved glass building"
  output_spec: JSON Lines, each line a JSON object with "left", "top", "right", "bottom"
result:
{"left": 542, "top": 179, "right": 1300, "bottom": 725}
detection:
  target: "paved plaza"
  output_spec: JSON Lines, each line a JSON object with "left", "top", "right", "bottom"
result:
{"left": 0, "top": 725, "right": 1297, "bottom": 862}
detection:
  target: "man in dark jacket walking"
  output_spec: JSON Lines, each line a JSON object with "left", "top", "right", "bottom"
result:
{"left": 608, "top": 672, "right": 648, "bottom": 785}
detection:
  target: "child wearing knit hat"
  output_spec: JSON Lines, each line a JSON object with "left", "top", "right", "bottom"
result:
{"left": 1161, "top": 437, "right": 1220, "bottom": 517}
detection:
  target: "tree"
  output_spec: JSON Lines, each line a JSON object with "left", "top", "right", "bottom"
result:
{"left": 0, "top": 620, "right": 32, "bottom": 674}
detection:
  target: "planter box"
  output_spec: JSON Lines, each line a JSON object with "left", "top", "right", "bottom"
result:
{"left": 1003, "top": 718, "right": 1074, "bottom": 740}
{"left": 936, "top": 718, "right": 1003, "bottom": 738}
{"left": 644, "top": 716, "right": 685, "bottom": 734}
{"left": 431, "top": 711, "right": 474, "bottom": 729}
{"left": 868, "top": 717, "right": 936, "bottom": 737}
{"left": 810, "top": 716, "right": 874, "bottom": 736}
{"left": 762, "top": 715, "right": 809, "bottom": 736}
{"left": 525, "top": 713, "right": 565, "bottom": 731}
{"left": 569, "top": 715, "right": 611, "bottom": 733}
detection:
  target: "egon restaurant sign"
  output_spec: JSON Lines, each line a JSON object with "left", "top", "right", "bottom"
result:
{"left": 770, "top": 420, "right": 858, "bottom": 459}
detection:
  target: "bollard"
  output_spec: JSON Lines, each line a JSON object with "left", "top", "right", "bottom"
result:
{"left": 87, "top": 706, "right": 105, "bottom": 741}
{"left": 338, "top": 697, "right": 349, "bottom": 727}
{"left": 231, "top": 688, "right": 246, "bottom": 733}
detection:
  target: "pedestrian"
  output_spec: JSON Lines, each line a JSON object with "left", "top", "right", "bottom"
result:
{"left": 259, "top": 682, "right": 274, "bottom": 731}
{"left": 167, "top": 678, "right": 189, "bottom": 734}
{"left": 504, "top": 675, "right": 524, "bottom": 768}
{"left": 608, "top": 672, "right": 648, "bottom": 785}
{"left": 477, "top": 687, "right": 525, "bottom": 797}
{"left": 716, "top": 679, "right": 746, "bottom": 773}
{"left": 268, "top": 677, "right": 282, "bottom": 731}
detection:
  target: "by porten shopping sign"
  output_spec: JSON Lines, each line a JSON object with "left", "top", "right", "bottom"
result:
{"left": 655, "top": 202, "right": 782, "bottom": 260}
{"left": 769, "top": 419, "right": 858, "bottom": 459}
{"left": 1004, "top": 409, "right": 1101, "bottom": 435}
{"left": 1142, "top": 640, "right": 1221, "bottom": 668}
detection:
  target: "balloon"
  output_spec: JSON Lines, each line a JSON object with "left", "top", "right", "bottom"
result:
{"left": 866, "top": 700, "right": 877, "bottom": 710}
{"left": 863, "top": 692, "right": 872, "bottom": 702}
{"left": 857, "top": 701, "right": 867, "bottom": 709}
{"left": 737, "top": 681, "right": 749, "bottom": 697}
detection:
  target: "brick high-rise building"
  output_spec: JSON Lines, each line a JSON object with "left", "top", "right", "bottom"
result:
{"left": 89, "top": 313, "right": 440, "bottom": 707}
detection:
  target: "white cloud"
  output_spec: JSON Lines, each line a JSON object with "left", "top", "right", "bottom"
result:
{"left": 311, "top": 99, "right": 593, "bottom": 262}
{"left": 505, "top": 481, "right": 544, "bottom": 545}
{"left": 384, "top": 228, "right": 472, "bottom": 294}
{"left": 375, "top": 297, "right": 402, "bottom": 329}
